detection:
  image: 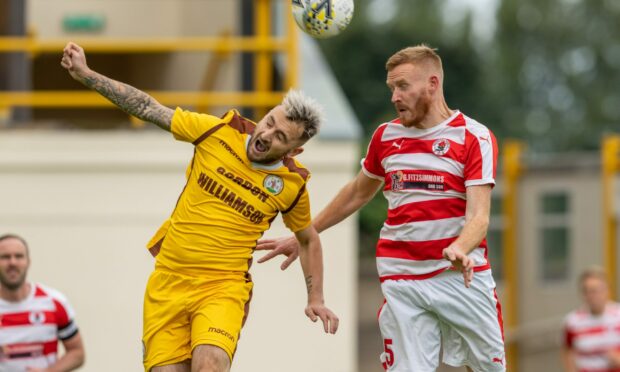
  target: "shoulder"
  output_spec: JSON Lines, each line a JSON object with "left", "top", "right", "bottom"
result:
{"left": 607, "top": 302, "right": 620, "bottom": 316}
{"left": 35, "top": 283, "right": 71, "bottom": 306}
{"left": 224, "top": 110, "right": 256, "bottom": 135}
{"left": 564, "top": 308, "right": 589, "bottom": 328}
{"left": 370, "top": 120, "right": 399, "bottom": 142}
{"left": 282, "top": 157, "right": 310, "bottom": 182}
{"left": 462, "top": 114, "right": 493, "bottom": 138}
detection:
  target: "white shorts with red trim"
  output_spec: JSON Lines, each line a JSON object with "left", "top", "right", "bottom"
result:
{"left": 377, "top": 269, "right": 505, "bottom": 372}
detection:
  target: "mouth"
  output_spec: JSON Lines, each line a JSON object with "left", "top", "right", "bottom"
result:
{"left": 254, "top": 137, "right": 268, "bottom": 153}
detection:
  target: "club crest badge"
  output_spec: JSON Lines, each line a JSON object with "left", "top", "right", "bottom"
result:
{"left": 432, "top": 138, "right": 450, "bottom": 156}
{"left": 29, "top": 311, "right": 46, "bottom": 325}
{"left": 264, "top": 175, "right": 284, "bottom": 195}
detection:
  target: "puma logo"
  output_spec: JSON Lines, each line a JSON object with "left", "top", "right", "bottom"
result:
{"left": 392, "top": 141, "right": 403, "bottom": 149}
{"left": 479, "top": 135, "right": 490, "bottom": 143}
{"left": 492, "top": 357, "right": 504, "bottom": 365}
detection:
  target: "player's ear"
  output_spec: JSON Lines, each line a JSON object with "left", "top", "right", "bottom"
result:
{"left": 428, "top": 75, "right": 440, "bottom": 93}
{"left": 287, "top": 147, "right": 304, "bottom": 158}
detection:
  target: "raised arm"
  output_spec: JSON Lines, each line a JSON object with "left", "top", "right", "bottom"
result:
{"left": 60, "top": 42, "right": 173, "bottom": 131}
{"left": 294, "top": 225, "right": 338, "bottom": 334}
{"left": 257, "top": 171, "right": 383, "bottom": 269}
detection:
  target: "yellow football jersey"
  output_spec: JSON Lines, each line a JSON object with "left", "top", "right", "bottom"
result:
{"left": 147, "top": 108, "right": 312, "bottom": 275}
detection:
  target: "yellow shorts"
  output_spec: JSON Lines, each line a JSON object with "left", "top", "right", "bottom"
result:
{"left": 142, "top": 268, "right": 253, "bottom": 371}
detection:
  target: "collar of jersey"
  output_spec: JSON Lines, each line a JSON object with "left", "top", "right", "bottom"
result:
{"left": 0, "top": 282, "right": 36, "bottom": 305}
{"left": 400, "top": 110, "right": 461, "bottom": 133}
{"left": 245, "top": 136, "right": 284, "bottom": 170}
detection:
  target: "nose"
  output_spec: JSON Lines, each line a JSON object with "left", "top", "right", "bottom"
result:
{"left": 391, "top": 90, "right": 400, "bottom": 104}
{"left": 262, "top": 127, "right": 276, "bottom": 141}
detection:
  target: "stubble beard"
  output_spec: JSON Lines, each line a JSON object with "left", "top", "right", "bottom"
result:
{"left": 0, "top": 271, "right": 27, "bottom": 291}
{"left": 402, "top": 92, "right": 432, "bottom": 128}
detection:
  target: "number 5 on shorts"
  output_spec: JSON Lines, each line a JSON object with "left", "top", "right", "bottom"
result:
{"left": 382, "top": 338, "right": 394, "bottom": 370}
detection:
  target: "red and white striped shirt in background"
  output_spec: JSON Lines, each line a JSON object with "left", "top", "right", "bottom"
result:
{"left": 0, "top": 283, "right": 78, "bottom": 370}
{"left": 361, "top": 111, "right": 498, "bottom": 282}
{"left": 564, "top": 302, "right": 620, "bottom": 372}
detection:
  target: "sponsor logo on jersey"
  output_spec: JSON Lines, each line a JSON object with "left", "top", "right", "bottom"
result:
{"left": 197, "top": 172, "right": 266, "bottom": 224}
{"left": 432, "top": 138, "right": 450, "bottom": 156}
{"left": 389, "top": 171, "right": 445, "bottom": 192}
{"left": 216, "top": 167, "right": 269, "bottom": 203}
{"left": 390, "top": 171, "right": 404, "bottom": 191}
{"left": 263, "top": 175, "right": 284, "bottom": 195}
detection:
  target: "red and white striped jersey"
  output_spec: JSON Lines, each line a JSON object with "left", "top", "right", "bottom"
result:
{"left": 0, "top": 283, "right": 78, "bottom": 370}
{"left": 564, "top": 302, "right": 620, "bottom": 372}
{"left": 361, "top": 111, "right": 498, "bottom": 282}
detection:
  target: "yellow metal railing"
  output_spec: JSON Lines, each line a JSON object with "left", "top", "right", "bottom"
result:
{"left": 602, "top": 135, "right": 620, "bottom": 298}
{"left": 502, "top": 140, "right": 525, "bottom": 372}
{"left": 0, "top": 0, "right": 298, "bottom": 115}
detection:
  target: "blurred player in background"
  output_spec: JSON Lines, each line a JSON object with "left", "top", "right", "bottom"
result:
{"left": 563, "top": 267, "right": 620, "bottom": 372}
{"left": 257, "top": 44, "right": 505, "bottom": 371}
{"left": 61, "top": 42, "right": 338, "bottom": 372}
{"left": 0, "top": 234, "right": 85, "bottom": 371}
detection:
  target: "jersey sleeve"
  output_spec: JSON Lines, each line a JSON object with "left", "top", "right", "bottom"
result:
{"left": 464, "top": 128, "right": 498, "bottom": 187}
{"left": 41, "top": 285, "right": 79, "bottom": 341}
{"left": 361, "top": 125, "right": 386, "bottom": 180}
{"left": 171, "top": 108, "right": 231, "bottom": 144}
{"left": 563, "top": 318, "right": 575, "bottom": 348}
{"left": 282, "top": 185, "right": 312, "bottom": 233}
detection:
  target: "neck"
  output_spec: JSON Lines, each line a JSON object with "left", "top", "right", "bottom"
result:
{"left": 590, "top": 302, "right": 607, "bottom": 316}
{"left": 0, "top": 282, "right": 30, "bottom": 302}
{"left": 413, "top": 99, "right": 453, "bottom": 130}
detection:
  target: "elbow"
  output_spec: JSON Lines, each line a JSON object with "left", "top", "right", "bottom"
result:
{"left": 76, "top": 348, "right": 86, "bottom": 368}
{"left": 479, "top": 215, "right": 490, "bottom": 232}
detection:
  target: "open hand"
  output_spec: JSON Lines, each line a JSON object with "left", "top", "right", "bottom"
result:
{"left": 305, "top": 302, "right": 339, "bottom": 334}
{"left": 442, "top": 246, "right": 474, "bottom": 288}
{"left": 256, "top": 236, "right": 299, "bottom": 270}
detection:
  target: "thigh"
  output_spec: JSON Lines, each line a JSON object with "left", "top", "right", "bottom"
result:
{"left": 379, "top": 280, "right": 441, "bottom": 372}
{"left": 432, "top": 271, "right": 505, "bottom": 372}
{"left": 143, "top": 270, "right": 192, "bottom": 371}
{"left": 189, "top": 277, "right": 253, "bottom": 362}
{"left": 191, "top": 345, "right": 231, "bottom": 372}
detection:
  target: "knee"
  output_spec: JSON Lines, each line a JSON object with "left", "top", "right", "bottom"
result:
{"left": 192, "top": 345, "right": 231, "bottom": 372}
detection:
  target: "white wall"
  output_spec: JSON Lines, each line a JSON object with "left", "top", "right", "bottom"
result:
{"left": 0, "top": 131, "right": 358, "bottom": 372}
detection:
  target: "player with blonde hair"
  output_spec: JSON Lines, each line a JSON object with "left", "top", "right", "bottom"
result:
{"left": 61, "top": 42, "right": 338, "bottom": 372}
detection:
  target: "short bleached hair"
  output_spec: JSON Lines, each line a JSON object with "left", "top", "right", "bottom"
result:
{"left": 282, "top": 89, "right": 323, "bottom": 141}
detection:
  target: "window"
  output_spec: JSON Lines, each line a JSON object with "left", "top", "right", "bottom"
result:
{"left": 539, "top": 192, "right": 571, "bottom": 281}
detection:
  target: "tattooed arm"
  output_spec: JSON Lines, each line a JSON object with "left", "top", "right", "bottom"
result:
{"left": 294, "top": 225, "right": 339, "bottom": 334}
{"left": 61, "top": 42, "right": 173, "bottom": 131}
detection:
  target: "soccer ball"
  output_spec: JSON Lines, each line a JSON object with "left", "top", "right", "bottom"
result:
{"left": 291, "top": 0, "right": 354, "bottom": 39}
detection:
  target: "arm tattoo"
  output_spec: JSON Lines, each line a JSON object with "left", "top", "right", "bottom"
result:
{"left": 305, "top": 275, "right": 313, "bottom": 295}
{"left": 84, "top": 74, "right": 173, "bottom": 131}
